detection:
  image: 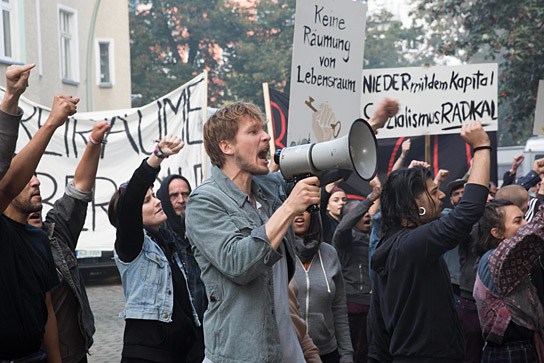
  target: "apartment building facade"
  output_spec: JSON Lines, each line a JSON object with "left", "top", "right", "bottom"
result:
{"left": 0, "top": 0, "right": 131, "bottom": 111}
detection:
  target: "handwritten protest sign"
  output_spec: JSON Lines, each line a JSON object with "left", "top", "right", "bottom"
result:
{"left": 361, "top": 64, "right": 498, "bottom": 139}
{"left": 288, "top": 0, "right": 367, "bottom": 145}
{"left": 6, "top": 72, "right": 207, "bottom": 252}
{"left": 533, "top": 80, "right": 544, "bottom": 136}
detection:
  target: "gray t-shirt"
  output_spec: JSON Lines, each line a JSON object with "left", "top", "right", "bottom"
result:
{"left": 258, "top": 200, "right": 305, "bottom": 363}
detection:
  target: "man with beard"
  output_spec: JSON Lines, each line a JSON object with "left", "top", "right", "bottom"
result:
{"left": 0, "top": 88, "right": 78, "bottom": 361}
{"left": 24, "top": 121, "right": 110, "bottom": 363}
{"left": 157, "top": 175, "right": 206, "bottom": 362}
{"left": 332, "top": 185, "right": 381, "bottom": 363}
{"left": 186, "top": 101, "right": 397, "bottom": 362}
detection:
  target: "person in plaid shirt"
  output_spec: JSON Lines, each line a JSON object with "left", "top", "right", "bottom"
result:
{"left": 473, "top": 199, "right": 544, "bottom": 362}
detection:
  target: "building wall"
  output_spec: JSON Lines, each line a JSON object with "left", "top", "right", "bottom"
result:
{"left": 0, "top": 0, "right": 130, "bottom": 112}
{"left": 92, "top": 0, "right": 131, "bottom": 110}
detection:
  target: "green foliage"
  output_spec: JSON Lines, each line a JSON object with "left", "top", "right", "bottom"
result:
{"left": 364, "top": 10, "right": 431, "bottom": 69}
{"left": 220, "top": 0, "right": 296, "bottom": 109}
{"left": 412, "top": 0, "right": 544, "bottom": 146}
{"left": 130, "top": 0, "right": 248, "bottom": 107}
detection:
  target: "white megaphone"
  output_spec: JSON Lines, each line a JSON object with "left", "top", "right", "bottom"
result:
{"left": 274, "top": 119, "right": 378, "bottom": 182}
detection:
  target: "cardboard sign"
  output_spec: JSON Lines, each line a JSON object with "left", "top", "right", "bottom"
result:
{"left": 361, "top": 63, "right": 499, "bottom": 138}
{"left": 288, "top": 0, "right": 367, "bottom": 145}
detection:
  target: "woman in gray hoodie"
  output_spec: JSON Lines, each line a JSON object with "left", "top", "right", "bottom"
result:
{"left": 292, "top": 210, "right": 354, "bottom": 363}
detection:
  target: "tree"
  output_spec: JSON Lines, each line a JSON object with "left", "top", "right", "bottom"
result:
{"left": 364, "top": 9, "right": 432, "bottom": 69}
{"left": 412, "top": 0, "right": 544, "bottom": 146}
{"left": 130, "top": 0, "right": 248, "bottom": 107}
{"left": 220, "top": 0, "right": 295, "bottom": 109}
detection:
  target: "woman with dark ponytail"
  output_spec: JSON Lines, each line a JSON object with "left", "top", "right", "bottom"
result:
{"left": 473, "top": 199, "right": 544, "bottom": 362}
{"left": 108, "top": 135, "right": 202, "bottom": 362}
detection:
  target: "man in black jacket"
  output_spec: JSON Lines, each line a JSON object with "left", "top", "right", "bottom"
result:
{"left": 157, "top": 174, "right": 206, "bottom": 362}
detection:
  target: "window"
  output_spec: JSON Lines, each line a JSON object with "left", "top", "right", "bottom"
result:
{"left": 95, "top": 38, "right": 115, "bottom": 87}
{"left": 58, "top": 5, "right": 79, "bottom": 83}
{"left": 0, "top": 0, "right": 12, "bottom": 59}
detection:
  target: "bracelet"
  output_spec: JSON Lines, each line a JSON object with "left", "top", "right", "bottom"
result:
{"left": 154, "top": 144, "right": 168, "bottom": 159}
{"left": 473, "top": 145, "right": 492, "bottom": 153}
{"left": 89, "top": 135, "right": 107, "bottom": 145}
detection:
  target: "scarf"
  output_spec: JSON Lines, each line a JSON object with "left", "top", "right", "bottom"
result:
{"left": 292, "top": 210, "right": 323, "bottom": 264}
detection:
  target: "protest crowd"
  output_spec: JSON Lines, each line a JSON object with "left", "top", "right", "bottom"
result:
{"left": 2, "top": 60, "right": 544, "bottom": 363}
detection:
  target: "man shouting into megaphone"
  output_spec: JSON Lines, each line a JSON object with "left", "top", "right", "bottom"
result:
{"left": 186, "top": 99, "right": 397, "bottom": 363}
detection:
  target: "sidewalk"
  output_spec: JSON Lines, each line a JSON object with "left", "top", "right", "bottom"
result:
{"left": 86, "top": 278, "right": 125, "bottom": 362}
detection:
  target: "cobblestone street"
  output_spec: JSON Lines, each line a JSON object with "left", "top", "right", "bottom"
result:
{"left": 86, "top": 277, "right": 125, "bottom": 362}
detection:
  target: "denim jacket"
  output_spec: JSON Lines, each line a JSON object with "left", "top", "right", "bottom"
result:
{"left": 114, "top": 230, "right": 201, "bottom": 326}
{"left": 115, "top": 232, "right": 174, "bottom": 322}
{"left": 186, "top": 166, "right": 296, "bottom": 363}
{"left": 44, "top": 182, "right": 95, "bottom": 357}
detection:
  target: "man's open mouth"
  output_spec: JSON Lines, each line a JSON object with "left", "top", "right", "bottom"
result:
{"left": 258, "top": 149, "right": 269, "bottom": 161}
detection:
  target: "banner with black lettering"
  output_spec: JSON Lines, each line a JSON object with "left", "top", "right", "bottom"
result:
{"left": 266, "top": 87, "right": 497, "bottom": 200}
{"left": 7, "top": 72, "right": 207, "bottom": 252}
{"left": 361, "top": 63, "right": 498, "bottom": 138}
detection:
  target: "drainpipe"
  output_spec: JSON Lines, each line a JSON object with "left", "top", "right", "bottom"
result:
{"left": 86, "top": 0, "right": 101, "bottom": 111}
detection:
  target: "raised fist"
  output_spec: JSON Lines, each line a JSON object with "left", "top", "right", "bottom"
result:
{"left": 157, "top": 134, "right": 184, "bottom": 156}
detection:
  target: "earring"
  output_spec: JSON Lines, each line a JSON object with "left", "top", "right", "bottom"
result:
{"left": 419, "top": 207, "right": 426, "bottom": 216}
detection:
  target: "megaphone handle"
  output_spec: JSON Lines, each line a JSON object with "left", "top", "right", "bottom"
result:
{"left": 292, "top": 173, "right": 320, "bottom": 212}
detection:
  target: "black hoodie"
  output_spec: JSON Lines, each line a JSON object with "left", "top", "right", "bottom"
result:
{"left": 369, "top": 184, "right": 488, "bottom": 362}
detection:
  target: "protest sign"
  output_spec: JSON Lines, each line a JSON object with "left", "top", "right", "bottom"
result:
{"left": 6, "top": 72, "right": 207, "bottom": 252}
{"left": 288, "top": 0, "right": 367, "bottom": 145}
{"left": 533, "top": 80, "right": 544, "bottom": 136}
{"left": 266, "top": 86, "right": 497, "bottom": 200}
{"left": 361, "top": 63, "right": 498, "bottom": 139}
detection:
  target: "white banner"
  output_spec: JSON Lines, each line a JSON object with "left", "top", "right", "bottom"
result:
{"left": 7, "top": 72, "right": 207, "bottom": 252}
{"left": 288, "top": 0, "right": 367, "bottom": 145}
{"left": 361, "top": 63, "right": 498, "bottom": 139}
{"left": 533, "top": 80, "right": 544, "bottom": 136}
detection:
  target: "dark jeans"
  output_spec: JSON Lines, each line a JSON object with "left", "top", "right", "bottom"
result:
{"left": 321, "top": 349, "right": 340, "bottom": 363}
{"left": 349, "top": 310, "right": 369, "bottom": 363}
{"left": 457, "top": 297, "right": 484, "bottom": 363}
